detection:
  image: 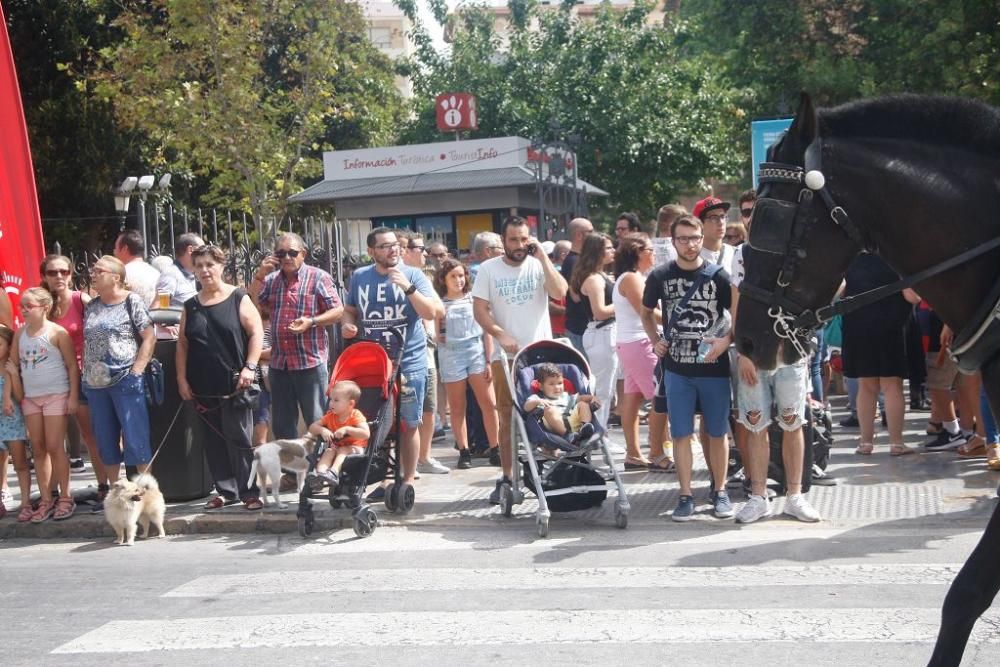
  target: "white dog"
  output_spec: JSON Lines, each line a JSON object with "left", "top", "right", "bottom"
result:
{"left": 104, "top": 473, "right": 166, "bottom": 546}
{"left": 249, "top": 437, "right": 316, "bottom": 508}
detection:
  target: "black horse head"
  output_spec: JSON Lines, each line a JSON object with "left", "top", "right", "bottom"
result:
{"left": 736, "top": 93, "right": 860, "bottom": 370}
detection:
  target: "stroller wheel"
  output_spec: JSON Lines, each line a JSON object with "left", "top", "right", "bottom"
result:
{"left": 352, "top": 507, "right": 377, "bottom": 538}
{"left": 536, "top": 516, "right": 549, "bottom": 538}
{"left": 397, "top": 483, "right": 415, "bottom": 514}
{"left": 384, "top": 483, "right": 398, "bottom": 512}
{"left": 500, "top": 482, "right": 514, "bottom": 518}
{"left": 297, "top": 514, "right": 314, "bottom": 538}
{"left": 329, "top": 498, "right": 343, "bottom": 509}
{"left": 614, "top": 505, "right": 628, "bottom": 530}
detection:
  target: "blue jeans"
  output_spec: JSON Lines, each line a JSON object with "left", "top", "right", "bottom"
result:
{"left": 665, "top": 372, "right": 731, "bottom": 438}
{"left": 981, "top": 386, "right": 999, "bottom": 445}
{"left": 565, "top": 331, "right": 587, "bottom": 361}
{"left": 810, "top": 328, "right": 825, "bottom": 401}
{"left": 84, "top": 373, "right": 151, "bottom": 466}
{"left": 268, "top": 365, "right": 329, "bottom": 439}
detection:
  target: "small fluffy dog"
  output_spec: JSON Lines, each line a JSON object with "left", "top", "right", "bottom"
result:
{"left": 249, "top": 437, "right": 317, "bottom": 508}
{"left": 104, "top": 473, "right": 166, "bottom": 546}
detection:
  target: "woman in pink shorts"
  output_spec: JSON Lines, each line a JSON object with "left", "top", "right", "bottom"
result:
{"left": 612, "top": 234, "right": 673, "bottom": 472}
{"left": 9, "top": 287, "right": 79, "bottom": 521}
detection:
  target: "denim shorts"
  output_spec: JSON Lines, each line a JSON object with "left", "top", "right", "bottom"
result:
{"left": 399, "top": 368, "right": 427, "bottom": 429}
{"left": 83, "top": 373, "right": 152, "bottom": 466}
{"left": 665, "top": 371, "right": 731, "bottom": 439}
{"left": 422, "top": 367, "right": 437, "bottom": 414}
{"left": 253, "top": 387, "right": 271, "bottom": 426}
{"left": 439, "top": 339, "right": 487, "bottom": 383}
{"left": 736, "top": 360, "right": 808, "bottom": 433}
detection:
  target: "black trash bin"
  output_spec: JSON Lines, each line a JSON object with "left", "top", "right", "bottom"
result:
{"left": 144, "top": 312, "right": 213, "bottom": 502}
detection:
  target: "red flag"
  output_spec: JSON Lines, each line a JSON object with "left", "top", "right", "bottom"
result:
{"left": 0, "top": 3, "right": 46, "bottom": 326}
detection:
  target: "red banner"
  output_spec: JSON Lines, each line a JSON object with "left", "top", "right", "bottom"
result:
{"left": 0, "top": 3, "right": 46, "bottom": 326}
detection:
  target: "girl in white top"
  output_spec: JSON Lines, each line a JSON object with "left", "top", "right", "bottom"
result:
{"left": 9, "top": 287, "right": 79, "bottom": 522}
{"left": 612, "top": 234, "right": 673, "bottom": 471}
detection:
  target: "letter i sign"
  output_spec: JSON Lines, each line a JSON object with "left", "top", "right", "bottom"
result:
{"left": 436, "top": 93, "right": 478, "bottom": 132}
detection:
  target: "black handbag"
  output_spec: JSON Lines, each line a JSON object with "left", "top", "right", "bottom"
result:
{"left": 124, "top": 295, "right": 165, "bottom": 406}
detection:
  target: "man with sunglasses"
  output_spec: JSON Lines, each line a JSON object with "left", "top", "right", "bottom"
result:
{"left": 155, "top": 233, "right": 204, "bottom": 308}
{"left": 250, "top": 232, "right": 342, "bottom": 440}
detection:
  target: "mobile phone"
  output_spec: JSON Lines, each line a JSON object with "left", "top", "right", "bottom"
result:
{"left": 527, "top": 243, "right": 538, "bottom": 255}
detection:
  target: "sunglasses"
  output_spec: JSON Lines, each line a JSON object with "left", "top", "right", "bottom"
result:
{"left": 741, "top": 208, "right": 754, "bottom": 217}
{"left": 408, "top": 245, "right": 426, "bottom": 252}
{"left": 275, "top": 249, "right": 301, "bottom": 259}
{"left": 45, "top": 269, "right": 71, "bottom": 277}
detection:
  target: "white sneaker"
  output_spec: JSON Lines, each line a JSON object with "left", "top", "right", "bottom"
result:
{"left": 735, "top": 494, "right": 771, "bottom": 524}
{"left": 784, "top": 493, "right": 821, "bottom": 522}
{"left": 417, "top": 458, "right": 450, "bottom": 474}
{"left": 0, "top": 488, "right": 12, "bottom": 505}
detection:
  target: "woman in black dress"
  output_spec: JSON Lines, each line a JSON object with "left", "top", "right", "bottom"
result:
{"left": 841, "top": 253, "right": 920, "bottom": 456}
{"left": 176, "top": 245, "right": 265, "bottom": 509}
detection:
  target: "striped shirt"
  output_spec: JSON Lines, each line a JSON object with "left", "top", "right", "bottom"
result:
{"left": 258, "top": 264, "right": 340, "bottom": 371}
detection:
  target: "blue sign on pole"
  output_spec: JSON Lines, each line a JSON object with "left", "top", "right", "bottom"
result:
{"left": 751, "top": 118, "right": 793, "bottom": 188}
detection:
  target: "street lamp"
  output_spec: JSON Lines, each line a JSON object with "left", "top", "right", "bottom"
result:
{"left": 113, "top": 176, "right": 138, "bottom": 231}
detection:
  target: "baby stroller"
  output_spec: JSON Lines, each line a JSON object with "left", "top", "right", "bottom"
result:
{"left": 498, "top": 340, "right": 630, "bottom": 537}
{"left": 296, "top": 331, "right": 408, "bottom": 538}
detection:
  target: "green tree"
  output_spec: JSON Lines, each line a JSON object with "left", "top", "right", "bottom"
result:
{"left": 88, "top": 0, "right": 405, "bottom": 221}
{"left": 397, "top": 0, "right": 745, "bottom": 217}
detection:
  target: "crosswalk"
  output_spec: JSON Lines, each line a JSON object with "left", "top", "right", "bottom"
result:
{"left": 46, "top": 532, "right": 1000, "bottom": 661}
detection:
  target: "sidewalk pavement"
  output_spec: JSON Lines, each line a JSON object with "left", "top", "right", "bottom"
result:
{"left": 2, "top": 394, "right": 998, "bottom": 539}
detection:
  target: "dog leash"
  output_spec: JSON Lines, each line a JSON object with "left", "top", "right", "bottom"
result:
{"left": 146, "top": 402, "right": 186, "bottom": 469}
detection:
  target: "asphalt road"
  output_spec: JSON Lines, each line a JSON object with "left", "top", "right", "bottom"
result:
{"left": 4, "top": 521, "right": 1000, "bottom": 666}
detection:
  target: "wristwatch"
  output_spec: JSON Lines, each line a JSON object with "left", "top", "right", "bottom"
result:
{"left": 404, "top": 284, "right": 417, "bottom": 296}
{"left": 245, "top": 363, "right": 258, "bottom": 372}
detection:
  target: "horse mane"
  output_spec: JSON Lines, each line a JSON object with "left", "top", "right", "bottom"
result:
{"left": 818, "top": 95, "right": 1000, "bottom": 155}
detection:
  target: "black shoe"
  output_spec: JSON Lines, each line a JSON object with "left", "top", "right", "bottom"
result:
{"left": 366, "top": 486, "right": 386, "bottom": 502}
{"left": 457, "top": 449, "right": 472, "bottom": 469}
{"left": 488, "top": 477, "right": 511, "bottom": 505}
{"left": 607, "top": 414, "right": 622, "bottom": 427}
{"left": 880, "top": 410, "right": 888, "bottom": 427}
{"left": 90, "top": 500, "right": 104, "bottom": 514}
{"left": 839, "top": 415, "right": 859, "bottom": 428}
{"left": 924, "top": 430, "right": 967, "bottom": 452}
{"left": 488, "top": 447, "right": 501, "bottom": 467}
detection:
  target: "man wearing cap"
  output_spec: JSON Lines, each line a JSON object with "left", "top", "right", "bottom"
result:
{"left": 691, "top": 196, "right": 737, "bottom": 274}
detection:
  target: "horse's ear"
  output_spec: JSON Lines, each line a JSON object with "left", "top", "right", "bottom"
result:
{"left": 789, "top": 92, "right": 818, "bottom": 148}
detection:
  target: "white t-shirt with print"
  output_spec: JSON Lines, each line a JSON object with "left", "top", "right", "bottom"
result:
{"left": 471, "top": 255, "right": 552, "bottom": 361}
{"left": 731, "top": 243, "right": 745, "bottom": 289}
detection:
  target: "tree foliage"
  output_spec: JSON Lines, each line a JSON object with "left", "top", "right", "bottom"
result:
{"left": 397, "top": 0, "right": 746, "bottom": 216}
{"left": 87, "top": 0, "right": 405, "bottom": 219}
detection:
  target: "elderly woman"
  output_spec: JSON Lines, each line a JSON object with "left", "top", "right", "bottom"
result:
{"left": 81, "top": 255, "right": 156, "bottom": 494}
{"left": 177, "top": 245, "right": 264, "bottom": 510}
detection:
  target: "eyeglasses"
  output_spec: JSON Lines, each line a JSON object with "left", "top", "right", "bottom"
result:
{"left": 724, "top": 234, "right": 743, "bottom": 242}
{"left": 740, "top": 208, "right": 754, "bottom": 217}
{"left": 275, "top": 249, "right": 301, "bottom": 259}
{"left": 703, "top": 213, "right": 727, "bottom": 223}
{"left": 408, "top": 245, "right": 426, "bottom": 252}
{"left": 373, "top": 242, "right": 400, "bottom": 251}
{"left": 45, "top": 269, "right": 71, "bottom": 277}
{"left": 90, "top": 267, "right": 111, "bottom": 276}
{"left": 674, "top": 236, "right": 704, "bottom": 245}
{"left": 21, "top": 303, "right": 45, "bottom": 311}
{"left": 615, "top": 226, "right": 630, "bottom": 232}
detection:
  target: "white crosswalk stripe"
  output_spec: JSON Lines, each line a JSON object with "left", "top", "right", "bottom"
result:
{"left": 51, "top": 607, "right": 1000, "bottom": 653}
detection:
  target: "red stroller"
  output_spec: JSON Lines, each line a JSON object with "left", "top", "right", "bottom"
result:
{"left": 296, "top": 333, "right": 409, "bottom": 538}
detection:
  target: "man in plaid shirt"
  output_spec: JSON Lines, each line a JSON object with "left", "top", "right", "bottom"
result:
{"left": 250, "top": 232, "right": 343, "bottom": 438}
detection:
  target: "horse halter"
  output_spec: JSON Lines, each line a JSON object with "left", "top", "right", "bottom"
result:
{"left": 739, "top": 136, "right": 868, "bottom": 357}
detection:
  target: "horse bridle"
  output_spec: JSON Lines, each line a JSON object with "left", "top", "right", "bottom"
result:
{"left": 740, "top": 134, "right": 1000, "bottom": 359}
{"left": 738, "top": 135, "right": 868, "bottom": 357}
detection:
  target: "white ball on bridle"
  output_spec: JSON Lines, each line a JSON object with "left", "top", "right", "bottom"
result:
{"left": 805, "top": 170, "right": 826, "bottom": 191}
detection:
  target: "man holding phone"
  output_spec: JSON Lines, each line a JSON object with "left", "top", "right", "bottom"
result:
{"left": 473, "top": 216, "right": 567, "bottom": 504}
{"left": 250, "top": 232, "right": 342, "bottom": 439}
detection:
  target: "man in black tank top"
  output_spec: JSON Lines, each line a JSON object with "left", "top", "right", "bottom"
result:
{"left": 561, "top": 217, "right": 593, "bottom": 356}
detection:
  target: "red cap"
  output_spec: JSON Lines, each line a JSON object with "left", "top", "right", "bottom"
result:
{"left": 693, "top": 196, "right": 731, "bottom": 220}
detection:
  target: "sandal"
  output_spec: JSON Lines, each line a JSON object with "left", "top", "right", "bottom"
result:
{"left": 957, "top": 435, "right": 988, "bottom": 458}
{"left": 855, "top": 442, "right": 874, "bottom": 455}
{"left": 243, "top": 498, "right": 263, "bottom": 511}
{"left": 17, "top": 505, "right": 33, "bottom": 523}
{"left": 890, "top": 443, "right": 917, "bottom": 457}
{"left": 648, "top": 454, "right": 676, "bottom": 473}
{"left": 987, "top": 444, "right": 1000, "bottom": 471}
{"left": 203, "top": 496, "right": 238, "bottom": 510}
{"left": 624, "top": 457, "right": 650, "bottom": 470}
{"left": 30, "top": 500, "right": 55, "bottom": 523}
{"left": 53, "top": 497, "right": 76, "bottom": 521}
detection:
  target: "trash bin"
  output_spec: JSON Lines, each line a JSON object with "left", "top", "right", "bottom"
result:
{"left": 145, "top": 311, "right": 214, "bottom": 502}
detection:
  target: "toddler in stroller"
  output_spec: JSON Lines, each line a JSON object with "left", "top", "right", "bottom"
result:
{"left": 522, "top": 362, "right": 597, "bottom": 450}
{"left": 307, "top": 380, "right": 370, "bottom": 490}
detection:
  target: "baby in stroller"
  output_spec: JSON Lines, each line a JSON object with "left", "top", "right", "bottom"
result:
{"left": 522, "top": 363, "right": 597, "bottom": 449}
{"left": 307, "top": 380, "right": 370, "bottom": 489}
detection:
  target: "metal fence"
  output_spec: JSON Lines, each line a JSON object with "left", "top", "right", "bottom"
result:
{"left": 53, "top": 204, "right": 365, "bottom": 292}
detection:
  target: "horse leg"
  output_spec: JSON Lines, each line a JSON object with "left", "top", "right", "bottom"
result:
{"left": 929, "top": 356, "right": 1000, "bottom": 666}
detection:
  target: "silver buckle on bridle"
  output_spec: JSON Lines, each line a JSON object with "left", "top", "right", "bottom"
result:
{"left": 768, "top": 306, "right": 808, "bottom": 359}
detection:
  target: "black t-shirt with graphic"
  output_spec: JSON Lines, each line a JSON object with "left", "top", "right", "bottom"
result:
{"left": 642, "top": 261, "right": 732, "bottom": 378}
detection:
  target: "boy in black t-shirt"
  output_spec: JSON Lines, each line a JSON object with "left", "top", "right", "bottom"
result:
{"left": 640, "top": 215, "right": 734, "bottom": 522}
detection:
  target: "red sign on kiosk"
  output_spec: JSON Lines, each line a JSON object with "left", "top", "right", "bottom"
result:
{"left": 436, "top": 93, "right": 478, "bottom": 132}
